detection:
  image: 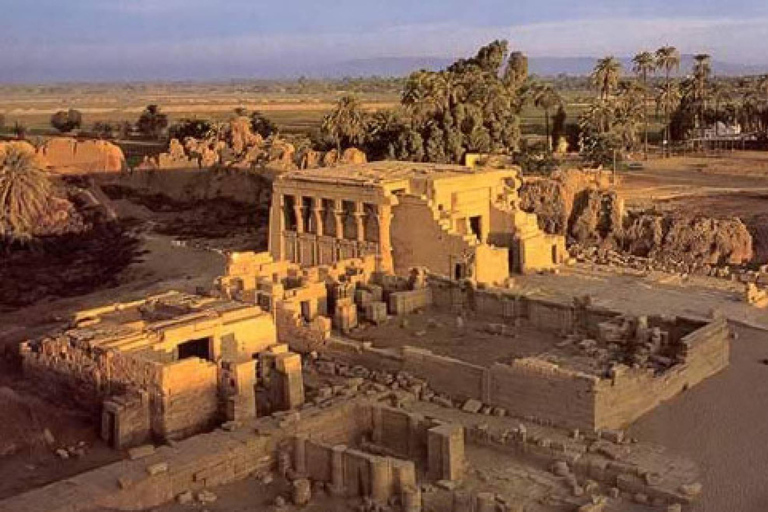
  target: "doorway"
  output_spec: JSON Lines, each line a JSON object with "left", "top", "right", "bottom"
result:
{"left": 177, "top": 337, "right": 212, "bottom": 361}
{"left": 469, "top": 216, "right": 482, "bottom": 240}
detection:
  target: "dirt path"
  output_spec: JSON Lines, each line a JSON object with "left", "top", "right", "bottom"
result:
{"left": 0, "top": 232, "right": 225, "bottom": 348}
{"left": 630, "top": 326, "right": 768, "bottom": 512}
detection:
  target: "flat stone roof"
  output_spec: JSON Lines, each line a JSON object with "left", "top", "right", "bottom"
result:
{"left": 278, "top": 160, "right": 515, "bottom": 187}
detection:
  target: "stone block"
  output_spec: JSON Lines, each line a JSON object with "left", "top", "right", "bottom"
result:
{"left": 427, "top": 423, "right": 464, "bottom": 482}
{"left": 461, "top": 399, "right": 483, "bottom": 414}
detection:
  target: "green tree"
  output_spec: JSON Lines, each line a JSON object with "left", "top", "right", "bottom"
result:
{"left": 249, "top": 111, "right": 278, "bottom": 138}
{"left": 12, "top": 122, "right": 27, "bottom": 140}
{"left": 168, "top": 118, "right": 212, "bottom": 141}
{"left": 50, "top": 109, "right": 83, "bottom": 133}
{"left": 591, "top": 57, "right": 622, "bottom": 100}
{"left": 656, "top": 81, "right": 681, "bottom": 146}
{"left": 503, "top": 51, "right": 529, "bottom": 89}
{"left": 321, "top": 95, "right": 368, "bottom": 152}
{"left": 0, "top": 144, "right": 52, "bottom": 242}
{"left": 92, "top": 121, "right": 117, "bottom": 139}
{"left": 655, "top": 46, "right": 680, "bottom": 155}
{"left": 692, "top": 54, "right": 712, "bottom": 130}
{"left": 632, "top": 51, "right": 656, "bottom": 158}
{"left": 532, "top": 82, "right": 563, "bottom": 152}
{"left": 136, "top": 104, "right": 169, "bottom": 140}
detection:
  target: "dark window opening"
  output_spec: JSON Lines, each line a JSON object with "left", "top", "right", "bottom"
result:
{"left": 178, "top": 337, "right": 212, "bottom": 361}
{"left": 284, "top": 195, "right": 297, "bottom": 231}
{"left": 469, "top": 216, "right": 482, "bottom": 240}
{"left": 301, "top": 300, "right": 312, "bottom": 322}
{"left": 552, "top": 245, "right": 558, "bottom": 264}
{"left": 455, "top": 263, "right": 466, "bottom": 280}
{"left": 303, "top": 197, "right": 314, "bottom": 233}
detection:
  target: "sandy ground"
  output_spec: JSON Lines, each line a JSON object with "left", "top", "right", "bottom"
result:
{"left": 618, "top": 153, "right": 768, "bottom": 203}
{"left": 631, "top": 325, "right": 768, "bottom": 512}
{"left": 517, "top": 264, "right": 768, "bottom": 330}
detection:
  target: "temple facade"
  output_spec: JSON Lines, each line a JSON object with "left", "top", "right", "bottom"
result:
{"left": 269, "top": 161, "right": 564, "bottom": 283}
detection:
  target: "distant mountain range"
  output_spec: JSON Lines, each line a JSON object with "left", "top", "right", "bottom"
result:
{"left": 304, "top": 55, "right": 768, "bottom": 78}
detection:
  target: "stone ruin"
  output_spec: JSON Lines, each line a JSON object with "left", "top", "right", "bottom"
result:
{"left": 521, "top": 168, "right": 755, "bottom": 274}
{"left": 0, "top": 137, "right": 126, "bottom": 175}
{"left": 0, "top": 160, "right": 734, "bottom": 512}
{"left": 136, "top": 115, "right": 368, "bottom": 172}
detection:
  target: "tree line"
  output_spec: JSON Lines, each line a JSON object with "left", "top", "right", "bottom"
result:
{"left": 581, "top": 48, "right": 768, "bottom": 165}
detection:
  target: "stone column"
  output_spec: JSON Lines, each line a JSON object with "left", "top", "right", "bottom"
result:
{"left": 330, "top": 445, "right": 347, "bottom": 496}
{"left": 354, "top": 202, "right": 366, "bottom": 242}
{"left": 293, "top": 196, "right": 305, "bottom": 233}
{"left": 312, "top": 198, "right": 324, "bottom": 237}
{"left": 333, "top": 199, "right": 345, "bottom": 240}
{"left": 294, "top": 435, "right": 308, "bottom": 476}
{"left": 369, "top": 456, "right": 392, "bottom": 504}
{"left": 376, "top": 202, "right": 394, "bottom": 273}
{"left": 268, "top": 193, "right": 286, "bottom": 261}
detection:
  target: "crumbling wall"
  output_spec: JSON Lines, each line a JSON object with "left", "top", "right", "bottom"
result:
{"left": 20, "top": 338, "right": 161, "bottom": 414}
{"left": 520, "top": 169, "right": 613, "bottom": 235}
{"left": 275, "top": 301, "right": 332, "bottom": 353}
{"left": 595, "top": 318, "right": 730, "bottom": 430}
{"left": 390, "top": 195, "right": 475, "bottom": 278}
{"left": 0, "top": 400, "right": 372, "bottom": 512}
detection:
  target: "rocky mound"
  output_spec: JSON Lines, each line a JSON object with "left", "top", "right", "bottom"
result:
{"left": 521, "top": 169, "right": 614, "bottom": 236}
{"left": 37, "top": 137, "right": 126, "bottom": 174}
{"left": 624, "top": 213, "right": 753, "bottom": 266}
{"left": 521, "top": 169, "right": 755, "bottom": 266}
{"left": 137, "top": 116, "right": 367, "bottom": 172}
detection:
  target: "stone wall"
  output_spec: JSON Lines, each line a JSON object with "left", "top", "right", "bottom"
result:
{"left": 156, "top": 358, "right": 220, "bottom": 440}
{"left": 490, "top": 359, "right": 599, "bottom": 430}
{"left": 390, "top": 196, "right": 474, "bottom": 278}
{"left": 322, "top": 298, "right": 729, "bottom": 431}
{"left": 402, "top": 347, "right": 488, "bottom": 402}
{"left": 388, "top": 288, "right": 433, "bottom": 316}
{"left": 594, "top": 318, "right": 730, "bottom": 430}
{"left": 20, "top": 339, "right": 222, "bottom": 442}
{"left": 0, "top": 400, "right": 372, "bottom": 512}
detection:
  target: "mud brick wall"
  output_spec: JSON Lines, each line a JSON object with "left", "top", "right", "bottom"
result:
{"left": 20, "top": 339, "right": 162, "bottom": 413}
{"left": 489, "top": 360, "right": 600, "bottom": 430}
{"left": 595, "top": 318, "right": 730, "bottom": 430}
{"left": 402, "top": 347, "right": 489, "bottom": 402}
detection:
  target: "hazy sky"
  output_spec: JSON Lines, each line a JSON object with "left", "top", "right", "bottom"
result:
{"left": 3, "top": 0, "right": 768, "bottom": 82}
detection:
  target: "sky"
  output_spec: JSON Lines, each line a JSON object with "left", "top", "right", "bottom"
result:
{"left": 2, "top": 0, "right": 768, "bottom": 82}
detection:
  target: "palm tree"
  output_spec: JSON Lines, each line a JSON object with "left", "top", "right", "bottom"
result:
{"left": 655, "top": 82, "right": 681, "bottom": 152}
{"left": 0, "top": 143, "right": 53, "bottom": 242}
{"left": 591, "top": 57, "right": 622, "bottom": 100}
{"left": 692, "top": 54, "right": 712, "bottom": 131}
{"left": 632, "top": 51, "right": 656, "bottom": 158}
{"left": 532, "top": 83, "right": 563, "bottom": 152}
{"left": 709, "top": 81, "right": 732, "bottom": 135}
{"left": 615, "top": 81, "right": 647, "bottom": 152}
{"left": 655, "top": 46, "right": 680, "bottom": 155}
{"left": 321, "top": 95, "right": 368, "bottom": 153}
